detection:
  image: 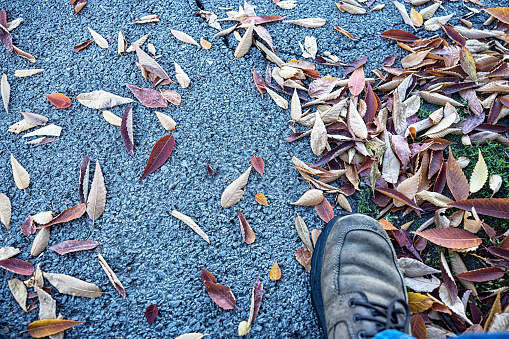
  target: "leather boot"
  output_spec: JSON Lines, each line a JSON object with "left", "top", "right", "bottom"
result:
{"left": 310, "top": 214, "right": 410, "bottom": 339}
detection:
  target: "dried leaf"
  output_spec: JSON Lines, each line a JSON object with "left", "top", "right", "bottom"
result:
{"left": 295, "top": 215, "right": 313, "bottom": 251}
{"left": 393, "top": 1, "right": 415, "bottom": 31}
{"left": 269, "top": 261, "right": 281, "bottom": 281}
{"left": 50, "top": 240, "right": 99, "bottom": 255}
{"left": 133, "top": 15, "right": 160, "bottom": 24}
{"left": 449, "top": 198, "right": 509, "bottom": 219}
{"left": 398, "top": 257, "right": 440, "bottom": 277}
{"left": 73, "top": 39, "right": 94, "bottom": 52}
{"left": 246, "top": 278, "right": 263, "bottom": 329}
{"left": 484, "top": 7, "right": 509, "bottom": 25}
{"left": 206, "top": 162, "right": 215, "bottom": 176}
{"left": 170, "top": 29, "right": 200, "bottom": 47}
{"left": 470, "top": 150, "right": 488, "bottom": 194}
{"left": 234, "top": 22, "right": 254, "bottom": 58}
{"left": 447, "top": 148, "right": 469, "bottom": 201}
{"left": 380, "top": 29, "right": 419, "bottom": 42}
{"left": 175, "top": 334, "right": 208, "bottom": 339}
{"left": 348, "top": 66, "right": 365, "bottom": 96}
{"left": 0, "top": 21, "right": 12, "bottom": 51}
{"left": 31, "top": 227, "right": 50, "bottom": 257}
{"left": 200, "top": 37, "right": 212, "bottom": 50}
{"left": 42, "top": 272, "right": 102, "bottom": 298}
{"left": 126, "top": 34, "right": 149, "bottom": 53}
{"left": 310, "top": 113, "right": 327, "bottom": 156}
{"left": 87, "top": 161, "right": 106, "bottom": 225}
{"left": 450, "top": 252, "right": 477, "bottom": 297}
{"left": 348, "top": 99, "right": 368, "bottom": 139}
{"left": 266, "top": 88, "right": 288, "bottom": 109}
{"left": 174, "top": 62, "right": 190, "bottom": 88}
{"left": 9, "top": 278, "right": 27, "bottom": 312}
{"left": 1, "top": 73, "right": 9, "bottom": 114}
{"left": 19, "top": 111, "right": 48, "bottom": 125}
{"left": 25, "top": 319, "right": 85, "bottom": 338}
{"left": 101, "top": 110, "right": 122, "bottom": 126}
{"left": 253, "top": 68, "right": 267, "bottom": 94}
{"left": 375, "top": 188, "right": 422, "bottom": 216}
{"left": 39, "top": 204, "right": 86, "bottom": 228}
{"left": 11, "top": 154, "right": 30, "bottom": 190}
{"left": 117, "top": 29, "right": 126, "bottom": 55}
{"left": 120, "top": 104, "right": 134, "bottom": 156}
{"left": 440, "top": 251, "right": 458, "bottom": 303}
{"left": 333, "top": 25, "right": 357, "bottom": 40}
{"left": 155, "top": 111, "right": 176, "bottom": 131}
{"left": 201, "top": 269, "right": 236, "bottom": 309}
{"left": 126, "top": 84, "right": 167, "bottom": 108}
{"left": 13, "top": 45, "right": 35, "bottom": 62}
{"left": 292, "top": 189, "right": 324, "bottom": 206}
{"left": 238, "top": 209, "right": 255, "bottom": 244}
{"left": 139, "top": 135, "right": 175, "bottom": 182}
{"left": 255, "top": 193, "right": 268, "bottom": 206}
{"left": 22, "top": 124, "right": 61, "bottom": 138}
{"left": 408, "top": 292, "right": 433, "bottom": 313}
{"left": 439, "top": 284, "right": 472, "bottom": 325}
{"left": 97, "top": 251, "right": 126, "bottom": 299}
{"left": 251, "top": 156, "right": 264, "bottom": 176}
{"left": 171, "top": 210, "right": 210, "bottom": 244}
{"left": 489, "top": 174, "right": 502, "bottom": 196}
{"left": 78, "top": 156, "right": 90, "bottom": 204}
{"left": 295, "top": 245, "right": 312, "bottom": 272}
{"left": 315, "top": 198, "right": 334, "bottom": 222}
{"left": 416, "top": 191, "right": 453, "bottom": 208}
{"left": 74, "top": 0, "right": 86, "bottom": 14}
{"left": 36, "top": 286, "right": 56, "bottom": 322}
{"left": 283, "top": 18, "right": 326, "bottom": 28}
{"left": 145, "top": 305, "right": 158, "bottom": 326}
{"left": 32, "top": 211, "right": 53, "bottom": 225}
{"left": 460, "top": 47, "right": 478, "bottom": 83}
{"left": 134, "top": 44, "right": 170, "bottom": 81}
{"left": 221, "top": 166, "right": 252, "bottom": 208}
{"left": 0, "top": 258, "right": 34, "bottom": 275}
{"left": 424, "top": 14, "right": 454, "bottom": 32}
{"left": 160, "top": 90, "right": 181, "bottom": 105}
{"left": 76, "top": 90, "right": 133, "bottom": 109}
{"left": 44, "top": 93, "right": 71, "bottom": 109}
{"left": 0, "top": 246, "right": 19, "bottom": 260}
{"left": 410, "top": 8, "right": 423, "bottom": 27}
{"left": 0, "top": 193, "right": 11, "bottom": 231}
{"left": 87, "top": 27, "right": 108, "bottom": 48}
{"left": 456, "top": 267, "right": 504, "bottom": 282}
{"left": 382, "top": 135, "right": 400, "bottom": 184}
{"left": 414, "top": 228, "right": 482, "bottom": 250}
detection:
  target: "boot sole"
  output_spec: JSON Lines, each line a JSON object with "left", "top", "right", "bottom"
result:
{"left": 310, "top": 215, "right": 341, "bottom": 339}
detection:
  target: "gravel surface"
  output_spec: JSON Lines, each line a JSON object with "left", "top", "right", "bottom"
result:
{"left": 0, "top": 0, "right": 498, "bottom": 338}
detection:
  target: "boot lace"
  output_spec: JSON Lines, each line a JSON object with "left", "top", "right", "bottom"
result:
{"left": 349, "top": 297, "right": 410, "bottom": 339}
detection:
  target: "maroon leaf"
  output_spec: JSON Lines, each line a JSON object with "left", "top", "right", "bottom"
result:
{"left": 463, "top": 112, "right": 485, "bottom": 134}
{"left": 139, "top": 135, "right": 175, "bottom": 182}
{"left": 251, "top": 278, "right": 263, "bottom": 323}
{"left": 238, "top": 209, "right": 255, "bottom": 244}
{"left": 38, "top": 203, "right": 86, "bottom": 228}
{"left": 392, "top": 230, "right": 423, "bottom": 261}
{"left": 206, "top": 162, "right": 215, "bottom": 176}
{"left": 313, "top": 141, "right": 355, "bottom": 167}
{"left": 364, "top": 82, "right": 378, "bottom": 123}
{"left": 0, "top": 22, "right": 12, "bottom": 52}
{"left": 44, "top": 93, "right": 72, "bottom": 109}
{"left": 21, "top": 215, "right": 35, "bottom": 236}
{"left": 251, "top": 156, "right": 264, "bottom": 177}
{"left": 315, "top": 199, "right": 334, "bottom": 223}
{"left": 413, "top": 228, "right": 482, "bottom": 250}
{"left": 343, "top": 56, "right": 367, "bottom": 77}
{"left": 73, "top": 39, "right": 94, "bottom": 52}
{"left": 121, "top": 104, "right": 134, "bottom": 156}
{"left": 200, "top": 268, "right": 216, "bottom": 284}
{"left": 253, "top": 68, "right": 267, "bottom": 94}
{"left": 375, "top": 188, "right": 423, "bottom": 217}
{"left": 0, "top": 9, "right": 6, "bottom": 28}
{"left": 379, "top": 29, "right": 419, "bottom": 43}
{"left": 487, "top": 101, "right": 502, "bottom": 125}
{"left": 145, "top": 304, "right": 158, "bottom": 326}
{"left": 0, "top": 258, "right": 34, "bottom": 275}
{"left": 200, "top": 269, "right": 236, "bottom": 310}
{"left": 446, "top": 148, "right": 469, "bottom": 202}
{"left": 49, "top": 240, "right": 100, "bottom": 255}
{"left": 441, "top": 24, "right": 466, "bottom": 47}
{"left": 455, "top": 267, "right": 505, "bottom": 282}
{"left": 474, "top": 123, "right": 509, "bottom": 134}
{"left": 487, "top": 246, "right": 509, "bottom": 260}
{"left": 79, "top": 156, "right": 90, "bottom": 204}
{"left": 448, "top": 199, "right": 509, "bottom": 219}
{"left": 126, "top": 84, "right": 167, "bottom": 108}
{"left": 433, "top": 160, "right": 447, "bottom": 193}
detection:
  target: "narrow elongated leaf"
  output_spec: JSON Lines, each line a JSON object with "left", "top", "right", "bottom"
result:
{"left": 221, "top": 166, "right": 251, "bottom": 208}
{"left": 440, "top": 251, "right": 458, "bottom": 303}
{"left": 26, "top": 319, "right": 85, "bottom": 338}
{"left": 315, "top": 198, "right": 334, "bottom": 222}
{"left": 13, "top": 45, "right": 35, "bottom": 63}
{"left": 380, "top": 29, "right": 419, "bottom": 42}
{"left": 9, "top": 278, "right": 27, "bottom": 311}
{"left": 174, "top": 62, "right": 190, "bottom": 88}
{"left": 0, "top": 22, "right": 13, "bottom": 51}
{"left": 450, "top": 252, "right": 477, "bottom": 297}
{"left": 0, "top": 246, "right": 19, "bottom": 260}
{"left": 295, "top": 215, "right": 313, "bottom": 251}
{"left": 0, "top": 193, "right": 11, "bottom": 231}
{"left": 36, "top": 286, "right": 56, "bottom": 321}
{"left": 170, "top": 29, "right": 200, "bottom": 47}
{"left": 87, "top": 161, "right": 106, "bottom": 225}
{"left": 171, "top": 210, "right": 210, "bottom": 244}
{"left": 0, "top": 258, "right": 34, "bottom": 275}
{"left": 39, "top": 204, "right": 86, "bottom": 228}
{"left": 1, "top": 72, "right": 9, "bottom": 113}
{"left": 50, "top": 240, "right": 99, "bottom": 255}
{"left": 11, "top": 154, "right": 30, "bottom": 190}
{"left": 238, "top": 209, "right": 255, "bottom": 244}
{"left": 283, "top": 18, "right": 326, "bottom": 28}
{"left": 456, "top": 267, "right": 504, "bottom": 282}
{"left": 414, "top": 228, "right": 482, "bottom": 250}
{"left": 145, "top": 305, "right": 158, "bottom": 326}
{"left": 292, "top": 189, "right": 324, "bottom": 206}
{"left": 310, "top": 113, "right": 327, "bottom": 156}
{"left": 73, "top": 39, "right": 94, "bottom": 52}
{"left": 376, "top": 188, "right": 422, "bottom": 216}
{"left": 134, "top": 44, "right": 170, "bottom": 80}
{"left": 31, "top": 227, "right": 50, "bottom": 257}
{"left": 126, "top": 84, "right": 167, "bottom": 108}
{"left": 348, "top": 100, "right": 367, "bottom": 139}
{"left": 139, "top": 135, "right": 175, "bottom": 182}
{"left": 14, "top": 69, "right": 44, "bottom": 78}
{"left": 470, "top": 150, "right": 488, "bottom": 193}
{"left": 291, "top": 88, "right": 301, "bottom": 121}
{"left": 266, "top": 88, "right": 288, "bottom": 109}
{"left": 121, "top": 104, "right": 134, "bottom": 156}
{"left": 447, "top": 148, "right": 469, "bottom": 201}
{"left": 43, "top": 272, "right": 102, "bottom": 298}
{"left": 97, "top": 251, "right": 126, "bottom": 299}
{"left": 76, "top": 90, "right": 132, "bottom": 109}
{"left": 460, "top": 47, "right": 477, "bottom": 82}
{"left": 398, "top": 258, "right": 440, "bottom": 277}
{"left": 247, "top": 278, "right": 263, "bottom": 328}
{"left": 78, "top": 156, "right": 90, "bottom": 204}
{"left": 251, "top": 156, "right": 264, "bottom": 176}
{"left": 88, "top": 27, "right": 108, "bottom": 48}
{"left": 449, "top": 199, "right": 509, "bottom": 219}
{"left": 234, "top": 22, "right": 254, "bottom": 58}
{"left": 393, "top": 1, "right": 415, "bottom": 30}
{"left": 253, "top": 68, "right": 266, "bottom": 94}
{"left": 22, "top": 124, "right": 61, "bottom": 138}
{"left": 19, "top": 111, "right": 48, "bottom": 125}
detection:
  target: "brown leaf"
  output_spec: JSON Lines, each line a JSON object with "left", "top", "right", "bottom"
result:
{"left": 97, "top": 251, "right": 126, "bottom": 299}
{"left": 21, "top": 215, "right": 35, "bottom": 236}
{"left": 295, "top": 245, "right": 312, "bottom": 272}
{"left": 441, "top": 24, "right": 466, "bottom": 47}
{"left": 333, "top": 25, "right": 357, "bottom": 40}
{"left": 206, "top": 162, "right": 215, "bottom": 176}
{"left": 8, "top": 278, "right": 27, "bottom": 311}
{"left": 134, "top": 44, "right": 170, "bottom": 81}
{"left": 255, "top": 193, "right": 268, "bottom": 206}
{"left": 414, "top": 228, "right": 482, "bottom": 250}
{"left": 49, "top": 240, "right": 99, "bottom": 255}
{"left": 234, "top": 22, "right": 254, "bottom": 58}
{"left": 484, "top": 7, "right": 509, "bottom": 25}
{"left": 139, "top": 135, "right": 175, "bottom": 182}
{"left": 43, "top": 272, "right": 102, "bottom": 298}
{"left": 455, "top": 267, "right": 504, "bottom": 282}
{"left": 44, "top": 93, "right": 71, "bottom": 109}
{"left": 145, "top": 305, "right": 158, "bottom": 326}
{"left": 73, "top": 39, "right": 94, "bottom": 52}
{"left": 0, "top": 258, "right": 34, "bottom": 275}
{"left": 315, "top": 198, "right": 334, "bottom": 222}
{"left": 238, "top": 209, "right": 255, "bottom": 244}
{"left": 160, "top": 90, "right": 181, "bottom": 105}
{"left": 410, "top": 314, "right": 427, "bottom": 339}
{"left": 269, "top": 261, "right": 281, "bottom": 281}
{"left": 243, "top": 15, "right": 286, "bottom": 25}
{"left": 348, "top": 66, "right": 365, "bottom": 96}
{"left": 31, "top": 227, "right": 50, "bottom": 257}
{"left": 440, "top": 251, "right": 458, "bottom": 303}
{"left": 379, "top": 29, "right": 419, "bottom": 42}
{"left": 408, "top": 292, "right": 433, "bottom": 313}
{"left": 201, "top": 269, "right": 236, "bottom": 310}
{"left": 0, "top": 21, "right": 13, "bottom": 52}
{"left": 25, "top": 319, "right": 85, "bottom": 338}
{"left": 253, "top": 68, "right": 266, "bottom": 94}
{"left": 74, "top": 0, "right": 87, "bottom": 14}
{"left": 13, "top": 45, "right": 36, "bottom": 63}
{"left": 446, "top": 147, "right": 469, "bottom": 201}
{"left": 120, "top": 104, "right": 134, "bottom": 156}
{"left": 485, "top": 289, "right": 501, "bottom": 330}
{"left": 251, "top": 156, "right": 264, "bottom": 176}
{"left": 126, "top": 84, "right": 167, "bottom": 108}
{"left": 38, "top": 204, "right": 86, "bottom": 228}
{"left": 449, "top": 198, "right": 509, "bottom": 219}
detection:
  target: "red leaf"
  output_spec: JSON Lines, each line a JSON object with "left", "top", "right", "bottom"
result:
{"left": 487, "top": 246, "right": 509, "bottom": 260}
{"left": 251, "top": 156, "right": 264, "bottom": 177}
{"left": 160, "top": 90, "right": 181, "bottom": 105}
{"left": 242, "top": 15, "right": 286, "bottom": 25}
{"left": 49, "top": 240, "right": 100, "bottom": 255}
{"left": 410, "top": 315, "right": 427, "bottom": 339}
{"left": 448, "top": 199, "right": 509, "bottom": 219}
{"left": 38, "top": 203, "right": 86, "bottom": 228}
{"left": 0, "top": 258, "right": 34, "bottom": 275}
{"left": 145, "top": 304, "right": 158, "bottom": 326}
{"left": 413, "top": 228, "right": 482, "bottom": 250}
{"left": 21, "top": 215, "right": 35, "bottom": 236}
{"left": 44, "top": 93, "right": 72, "bottom": 109}
{"left": 379, "top": 29, "right": 419, "bottom": 42}
{"left": 206, "top": 161, "right": 215, "bottom": 176}
{"left": 126, "top": 83, "right": 167, "bottom": 108}
{"left": 200, "top": 268, "right": 216, "bottom": 284}
{"left": 441, "top": 24, "right": 466, "bottom": 47}
{"left": 238, "top": 209, "right": 255, "bottom": 244}
{"left": 139, "top": 135, "right": 175, "bottom": 182}
{"left": 348, "top": 66, "right": 365, "bottom": 97}
{"left": 315, "top": 199, "right": 334, "bottom": 223}
{"left": 364, "top": 82, "right": 378, "bottom": 123}
{"left": 375, "top": 188, "right": 423, "bottom": 217}
{"left": 200, "top": 269, "right": 236, "bottom": 310}
{"left": 73, "top": 39, "right": 94, "bottom": 52}
{"left": 121, "top": 104, "right": 134, "bottom": 156}
{"left": 446, "top": 148, "right": 469, "bottom": 201}
{"left": 253, "top": 68, "right": 267, "bottom": 94}
{"left": 455, "top": 267, "right": 505, "bottom": 282}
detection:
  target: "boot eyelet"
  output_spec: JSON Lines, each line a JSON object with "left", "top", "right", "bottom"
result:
{"left": 348, "top": 299, "right": 356, "bottom": 307}
{"left": 353, "top": 314, "right": 361, "bottom": 323}
{"left": 358, "top": 331, "right": 366, "bottom": 339}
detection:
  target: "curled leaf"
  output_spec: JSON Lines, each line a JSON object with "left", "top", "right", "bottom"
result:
{"left": 171, "top": 210, "right": 210, "bottom": 244}
{"left": 97, "top": 251, "right": 126, "bottom": 299}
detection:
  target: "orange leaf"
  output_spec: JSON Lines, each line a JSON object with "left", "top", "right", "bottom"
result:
{"left": 348, "top": 66, "right": 365, "bottom": 97}
{"left": 413, "top": 228, "right": 482, "bottom": 250}
{"left": 44, "top": 93, "right": 71, "bottom": 109}
{"left": 484, "top": 7, "right": 509, "bottom": 25}
{"left": 315, "top": 198, "right": 334, "bottom": 222}
{"left": 269, "top": 261, "right": 281, "bottom": 281}
{"left": 25, "top": 319, "right": 85, "bottom": 338}
{"left": 333, "top": 25, "right": 357, "bottom": 40}
{"left": 255, "top": 193, "right": 268, "bottom": 206}
{"left": 446, "top": 147, "right": 469, "bottom": 201}
{"left": 251, "top": 156, "right": 264, "bottom": 176}
{"left": 238, "top": 209, "right": 255, "bottom": 244}
{"left": 379, "top": 219, "right": 398, "bottom": 231}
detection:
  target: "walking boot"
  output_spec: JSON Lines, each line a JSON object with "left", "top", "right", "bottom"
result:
{"left": 310, "top": 214, "right": 410, "bottom": 339}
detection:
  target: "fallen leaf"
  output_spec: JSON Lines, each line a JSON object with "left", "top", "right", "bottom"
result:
{"left": 170, "top": 29, "right": 200, "bottom": 47}
{"left": 380, "top": 29, "right": 419, "bottom": 42}
{"left": 439, "top": 284, "right": 472, "bottom": 325}
{"left": 120, "top": 104, "right": 134, "bottom": 156}
{"left": 460, "top": 46, "right": 478, "bottom": 83}
{"left": 126, "top": 34, "right": 149, "bottom": 53}
{"left": 206, "top": 162, "right": 215, "bottom": 176}
{"left": 485, "top": 289, "right": 502, "bottom": 330}
{"left": 1, "top": 73, "right": 9, "bottom": 113}
{"left": 13, "top": 45, "right": 35, "bottom": 63}
{"left": 398, "top": 257, "right": 440, "bottom": 277}
{"left": 11, "top": 154, "right": 30, "bottom": 190}
{"left": 410, "top": 8, "right": 423, "bottom": 27}
{"left": 238, "top": 209, "right": 255, "bottom": 244}
{"left": 139, "top": 135, "right": 175, "bottom": 182}
{"left": 25, "top": 319, "right": 85, "bottom": 338}
{"left": 393, "top": 1, "right": 415, "bottom": 31}
{"left": 36, "top": 286, "right": 56, "bottom": 325}
{"left": 269, "top": 261, "right": 281, "bottom": 281}
{"left": 255, "top": 193, "right": 268, "bottom": 206}
{"left": 76, "top": 90, "right": 133, "bottom": 109}
{"left": 456, "top": 267, "right": 504, "bottom": 282}
{"left": 126, "top": 84, "right": 167, "bottom": 108}
{"left": 155, "top": 111, "right": 176, "bottom": 131}
{"left": 200, "top": 37, "right": 212, "bottom": 50}
{"left": 32, "top": 211, "right": 53, "bottom": 225}
{"left": 101, "top": 110, "right": 122, "bottom": 126}
{"left": 86, "top": 161, "right": 106, "bottom": 225}
{"left": 234, "top": 22, "right": 254, "bottom": 58}
{"left": 174, "top": 62, "right": 190, "bottom": 88}
{"left": 175, "top": 334, "right": 208, "bottom": 339}
{"left": 79, "top": 156, "right": 90, "bottom": 204}
{"left": 276, "top": 0, "right": 297, "bottom": 9}
{"left": 440, "top": 251, "right": 458, "bottom": 303}
{"left": 253, "top": 68, "right": 267, "bottom": 94}
{"left": 0, "top": 193, "right": 11, "bottom": 231}
{"left": 283, "top": 18, "right": 326, "bottom": 28}
{"left": 315, "top": 198, "right": 334, "bottom": 222}
{"left": 408, "top": 292, "right": 433, "bottom": 313}
{"left": 87, "top": 27, "right": 108, "bottom": 48}
{"left": 449, "top": 199, "right": 509, "bottom": 219}
{"left": 43, "top": 272, "right": 102, "bottom": 298}
{"left": 200, "top": 268, "right": 236, "bottom": 310}
{"left": 49, "top": 240, "right": 99, "bottom": 255}
{"left": 221, "top": 166, "right": 251, "bottom": 208}
{"left": 171, "top": 210, "right": 210, "bottom": 244}
{"left": 413, "top": 228, "right": 482, "bottom": 250}
{"left": 295, "top": 215, "right": 313, "bottom": 251}
{"left": 484, "top": 7, "right": 509, "bottom": 25}
{"left": 133, "top": 14, "right": 160, "bottom": 24}
{"left": 295, "top": 245, "right": 312, "bottom": 272}
{"left": 266, "top": 88, "right": 288, "bottom": 109}
{"left": 9, "top": 278, "right": 27, "bottom": 311}
{"left": 0, "top": 246, "right": 19, "bottom": 260}
{"left": 97, "top": 251, "right": 126, "bottom": 299}
{"left": 145, "top": 305, "right": 158, "bottom": 326}
{"left": 348, "top": 66, "right": 365, "bottom": 96}
{"left": 292, "top": 189, "right": 324, "bottom": 206}
{"left": 74, "top": 0, "right": 86, "bottom": 14}
{"left": 39, "top": 204, "right": 86, "bottom": 228}
{"left": 117, "top": 29, "right": 126, "bottom": 55}
{"left": 0, "top": 258, "right": 34, "bottom": 275}
{"left": 250, "top": 156, "right": 265, "bottom": 176}
{"left": 490, "top": 174, "right": 502, "bottom": 196}
{"left": 19, "top": 111, "right": 48, "bottom": 125}
{"left": 376, "top": 188, "right": 422, "bottom": 217}
{"left": 73, "top": 39, "right": 94, "bottom": 52}
{"left": 291, "top": 88, "right": 301, "bottom": 121}
{"left": 244, "top": 278, "right": 263, "bottom": 333}
{"left": 333, "top": 25, "right": 357, "bottom": 40}
{"left": 44, "top": 93, "right": 71, "bottom": 109}
{"left": 22, "top": 124, "right": 61, "bottom": 138}
{"left": 0, "top": 20, "right": 13, "bottom": 51}
{"left": 31, "top": 227, "right": 50, "bottom": 257}
{"left": 310, "top": 113, "right": 327, "bottom": 156}
{"left": 134, "top": 44, "right": 170, "bottom": 81}
{"left": 447, "top": 147, "right": 469, "bottom": 201}
{"left": 160, "top": 90, "right": 181, "bottom": 105}
{"left": 470, "top": 150, "right": 488, "bottom": 194}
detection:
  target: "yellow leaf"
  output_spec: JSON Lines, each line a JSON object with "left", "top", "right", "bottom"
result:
{"left": 460, "top": 46, "right": 478, "bottom": 82}
{"left": 255, "top": 193, "right": 268, "bottom": 206}
{"left": 410, "top": 7, "right": 423, "bottom": 26}
{"left": 485, "top": 289, "right": 502, "bottom": 330}
{"left": 25, "top": 319, "right": 85, "bottom": 338}
{"left": 407, "top": 292, "right": 433, "bottom": 313}
{"left": 470, "top": 149, "right": 488, "bottom": 193}
{"left": 200, "top": 37, "right": 211, "bottom": 50}
{"left": 269, "top": 261, "right": 281, "bottom": 281}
